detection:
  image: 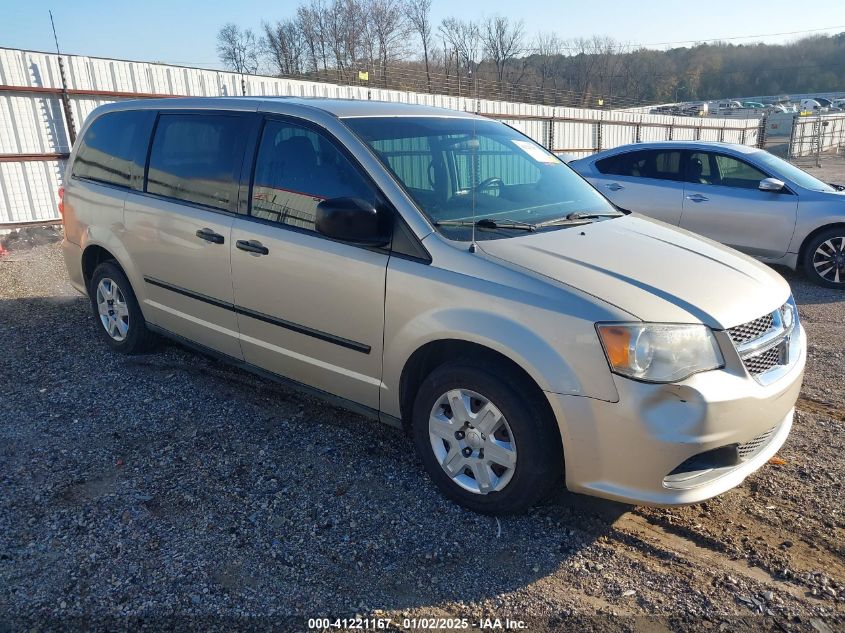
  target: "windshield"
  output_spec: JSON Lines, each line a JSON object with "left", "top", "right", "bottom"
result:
{"left": 344, "top": 116, "right": 618, "bottom": 239}
{"left": 754, "top": 151, "right": 836, "bottom": 192}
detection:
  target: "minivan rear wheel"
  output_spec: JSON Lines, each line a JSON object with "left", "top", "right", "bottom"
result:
{"left": 89, "top": 261, "right": 156, "bottom": 354}
{"left": 803, "top": 228, "right": 845, "bottom": 288}
{"left": 411, "top": 360, "right": 562, "bottom": 514}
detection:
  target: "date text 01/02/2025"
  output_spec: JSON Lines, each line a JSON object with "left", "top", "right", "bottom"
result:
{"left": 307, "top": 617, "right": 527, "bottom": 629}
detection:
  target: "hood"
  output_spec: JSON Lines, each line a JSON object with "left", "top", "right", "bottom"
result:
{"left": 478, "top": 215, "right": 791, "bottom": 329}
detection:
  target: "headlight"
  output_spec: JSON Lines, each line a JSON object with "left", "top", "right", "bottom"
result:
{"left": 596, "top": 323, "right": 724, "bottom": 383}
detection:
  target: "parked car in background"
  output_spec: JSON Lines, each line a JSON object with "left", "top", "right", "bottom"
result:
{"left": 61, "top": 98, "right": 805, "bottom": 514}
{"left": 571, "top": 141, "right": 845, "bottom": 287}
{"left": 742, "top": 101, "right": 765, "bottom": 109}
{"left": 800, "top": 99, "right": 825, "bottom": 112}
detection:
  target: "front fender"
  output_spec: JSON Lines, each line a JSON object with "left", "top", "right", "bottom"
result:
{"left": 380, "top": 254, "right": 618, "bottom": 417}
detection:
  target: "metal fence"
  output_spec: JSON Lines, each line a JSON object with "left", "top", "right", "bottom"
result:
{"left": 0, "top": 46, "right": 762, "bottom": 226}
{"left": 788, "top": 113, "right": 845, "bottom": 162}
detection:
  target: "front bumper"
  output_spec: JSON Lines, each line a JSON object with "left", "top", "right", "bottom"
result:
{"left": 548, "top": 323, "right": 806, "bottom": 506}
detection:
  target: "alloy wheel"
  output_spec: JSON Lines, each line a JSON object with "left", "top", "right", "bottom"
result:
{"left": 812, "top": 236, "right": 845, "bottom": 285}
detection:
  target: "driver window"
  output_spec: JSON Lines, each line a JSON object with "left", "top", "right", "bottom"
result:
{"left": 712, "top": 154, "right": 767, "bottom": 189}
{"left": 251, "top": 119, "right": 376, "bottom": 231}
{"left": 687, "top": 152, "right": 714, "bottom": 184}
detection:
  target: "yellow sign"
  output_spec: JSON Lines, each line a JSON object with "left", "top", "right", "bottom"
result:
{"left": 597, "top": 98, "right": 604, "bottom": 106}
{"left": 358, "top": 70, "right": 369, "bottom": 81}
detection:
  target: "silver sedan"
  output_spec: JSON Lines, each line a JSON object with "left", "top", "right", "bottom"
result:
{"left": 570, "top": 141, "right": 845, "bottom": 287}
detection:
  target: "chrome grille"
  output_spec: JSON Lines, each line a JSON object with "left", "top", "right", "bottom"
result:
{"left": 743, "top": 345, "right": 783, "bottom": 376}
{"left": 728, "top": 303, "right": 794, "bottom": 381}
{"left": 738, "top": 426, "right": 777, "bottom": 460}
{"left": 728, "top": 313, "right": 775, "bottom": 346}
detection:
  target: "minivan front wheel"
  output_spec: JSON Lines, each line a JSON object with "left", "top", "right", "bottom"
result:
{"left": 804, "top": 228, "right": 845, "bottom": 288}
{"left": 411, "top": 360, "right": 562, "bottom": 514}
{"left": 89, "top": 261, "right": 156, "bottom": 353}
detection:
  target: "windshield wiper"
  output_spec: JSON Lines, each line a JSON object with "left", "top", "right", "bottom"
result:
{"left": 434, "top": 218, "right": 537, "bottom": 231}
{"left": 533, "top": 211, "right": 622, "bottom": 228}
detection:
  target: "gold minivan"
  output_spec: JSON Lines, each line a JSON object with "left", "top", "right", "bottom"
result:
{"left": 62, "top": 98, "right": 805, "bottom": 514}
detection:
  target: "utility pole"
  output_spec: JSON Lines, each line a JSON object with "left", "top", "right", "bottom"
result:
{"left": 50, "top": 10, "right": 76, "bottom": 145}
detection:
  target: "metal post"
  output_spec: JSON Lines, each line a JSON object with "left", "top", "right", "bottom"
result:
{"left": 787, "top": 114, "right": 799, "bottom": 159}
{"left": 816, "top": 114, "right": 823, "bottom": 167}
{"left": 596, "top": 119, "right": 603, "bottom": 152}
{"left": 50, "top": 11, "right": 76, "bottom": 146}
{"left": 757, "top": 115, "right": 767, "bottom": 149}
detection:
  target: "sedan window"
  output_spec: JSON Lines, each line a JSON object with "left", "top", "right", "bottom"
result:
{"left": 596, "top": 150, "right": 682, "bottom": 181}
{"left": 687, "top": 152, "right": 768, "bottom": 189}
{"left": 713, "top": 155, "right": 767, "bottom": 189}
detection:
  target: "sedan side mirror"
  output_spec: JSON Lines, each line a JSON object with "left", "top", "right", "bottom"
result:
{"left": 316, "top": 197, "right": 391, "bottom": 246}
{"left": 759, "top": 177, "right": 786, "bottom": 192}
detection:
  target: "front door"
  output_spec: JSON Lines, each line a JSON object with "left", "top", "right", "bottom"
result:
{"left": 679, "top": 151, "right": 798, "bottom": 259}
{"left": 230, "top": 117, "right": 388, "bottom": 410}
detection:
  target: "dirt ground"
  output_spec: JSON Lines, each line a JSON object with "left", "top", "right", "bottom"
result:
{"left": 1, "top": 163, "right": 844, "bottom": 632}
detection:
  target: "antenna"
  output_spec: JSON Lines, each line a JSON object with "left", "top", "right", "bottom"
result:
{"left": 50, "top": 10, "right": 77, "bottom": 145}
{"left": 469, "top": 89, "right": 478, "bottom": 254}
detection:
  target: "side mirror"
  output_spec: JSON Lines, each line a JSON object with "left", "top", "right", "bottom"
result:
{"left": 315, "top": 197, "right": 391, "bottom": 246}
{"left": 759, "top": 177, "right": 785, "bottom": 192}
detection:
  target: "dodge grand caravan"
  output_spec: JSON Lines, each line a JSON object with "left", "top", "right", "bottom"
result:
{"left": 62, "top": 98, "right": 806, "bottom": 514}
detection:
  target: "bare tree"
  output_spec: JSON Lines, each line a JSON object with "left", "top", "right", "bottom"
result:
{"left": 296, "top": 1, "right": 330, "bottom": 73}
{"left": 263, "top": 19, "right": 305, "bottom": 75}
{"left": 534, "top": 31, "right": 562, "bottom": 93}
{"left": 405, "top": 0, "right": 433, "bottom": 91}
{"left": 482, "top": 16, "right": 524, "bottom": 84}
{"left": 325, "top": 0, "right": 367, "bottom": 82}
{"left": 217, "top": 23, "right": 259, "bottom": 74}
{"left": 369, "top": 0, "right": 408, "bottom": 86}
{"left": 439, "top": 17, "right": 480, "bottom": 94}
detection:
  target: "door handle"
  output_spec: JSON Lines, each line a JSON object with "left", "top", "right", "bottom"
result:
{"left": 685, "top": 194, "right": 709, "bottom": 203}
{"left": 236, "top": 239, "right": 269, "bottom": 255}
{"left": 195, "top": 228, "right": 225, "bottom": 244}
{"left": 604, "top": 182, "right": 624, "bottom": 191}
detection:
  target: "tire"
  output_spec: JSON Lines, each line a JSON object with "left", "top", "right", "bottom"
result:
{"left": 411, "top": 360, "right": 563, "bottom": 514}
{"left": 89, "top": 261, "right": 156, "bottom": 354}
{"left": 803, "top": 227, "right": 845, "bottom": 289}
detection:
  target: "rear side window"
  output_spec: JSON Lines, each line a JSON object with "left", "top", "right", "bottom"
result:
{"left": 596, "top": 150, "right": 682, "bottom": 181}
{"left": 251, "top": 119, "right": 376, "bottom": 231}
{"left": 146, "top": 114, "right": 249, "bottom": 211}
{"left": 71, "top": 110, "right": 152, "bottom": 189}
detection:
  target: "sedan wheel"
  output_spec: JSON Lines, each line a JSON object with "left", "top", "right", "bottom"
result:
{"left": 811, "top": 236, "right": 845, "bottom": 285}
{"left": 804, "top": 228, "right": 845, "bottom": 288}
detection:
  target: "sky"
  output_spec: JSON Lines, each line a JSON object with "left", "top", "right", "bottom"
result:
{"left": 2, "top": 0, "right": 845, "bottom": 70}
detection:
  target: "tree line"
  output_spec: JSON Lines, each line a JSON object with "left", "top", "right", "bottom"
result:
{"left": 216, "top": 1, "right": 845, "bottom": 108}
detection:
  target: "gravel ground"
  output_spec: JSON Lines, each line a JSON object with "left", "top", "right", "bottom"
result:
{"left": 1, "top": 223, "right": 844, "bottom": 631}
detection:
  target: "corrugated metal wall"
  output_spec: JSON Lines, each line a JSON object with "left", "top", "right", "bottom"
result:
{"left": 0, "top": 46, "right": 761, "bottom": 225}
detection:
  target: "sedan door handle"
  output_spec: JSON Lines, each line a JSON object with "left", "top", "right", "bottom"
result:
{"left": 604, "top": 182, "right": 624, "bottom": 191}
{"left": 195, "top": 228, "right": 225, "bottom": 244}
{"left": 236, "top": 239, "right": 269, "bottom": 255}
{"left": 685, "top": 194, "right": 709, "bottom": 203}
